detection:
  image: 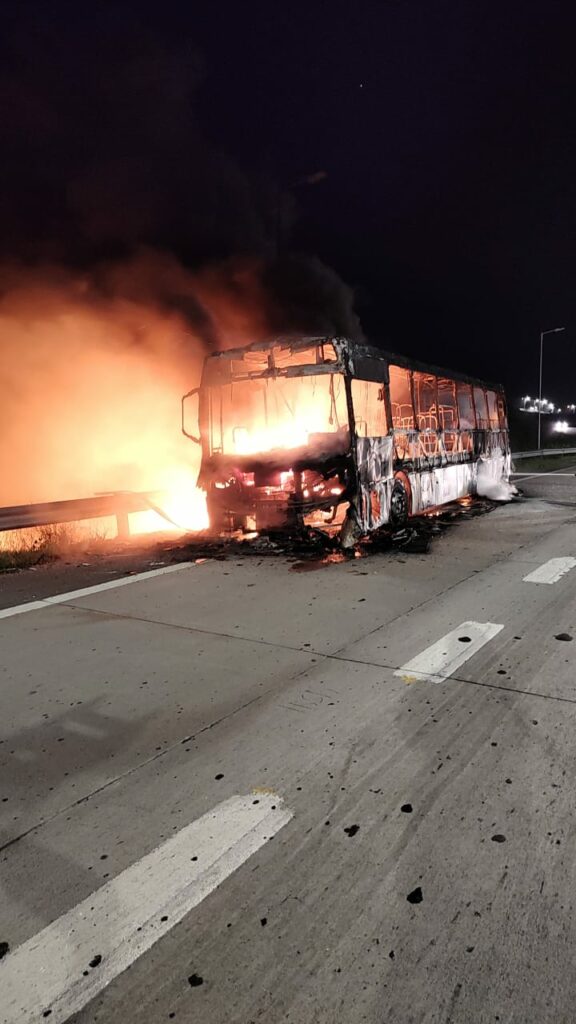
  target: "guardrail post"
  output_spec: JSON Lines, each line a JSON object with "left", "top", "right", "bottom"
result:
{"left": 116, "top": 510, "right": 130, "bottom": 540}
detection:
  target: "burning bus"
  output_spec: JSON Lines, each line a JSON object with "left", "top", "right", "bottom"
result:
{"left": 182, "top": 336, "right": 511, "bottom": 545}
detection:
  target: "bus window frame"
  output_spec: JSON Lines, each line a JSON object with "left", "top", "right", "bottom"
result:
{"left": 472, "top": 386, "right": 489, "bottom": 430}
{"left": 389, "top": 364, "right": 416, "bottom": 430}
{"left": 413, "top": 370, "right": 441, "bottom": 460}
{"left": 437, "top": 376, "right": 460, "bottom": 455}
{"left": 351, "top": 378, "right": 388, "bottom": 438}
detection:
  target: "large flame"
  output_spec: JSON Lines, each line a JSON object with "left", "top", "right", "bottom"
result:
{"left": 0, "top": 268, "right": 208, "bottom": 538}
{"left": 212, "top": 371, "right": 348, "bottom": 457}
{"left": 131, "top": 467, "right": 209, "bottom": 534}
{"left": 232, "top": 421, "right": 311, "bottom": 455}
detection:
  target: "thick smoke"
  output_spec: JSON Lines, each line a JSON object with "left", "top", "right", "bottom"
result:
{"left": 0, "top": 249, "right": 361, "bottom": 508}
{"left": 0, "top": 8, "right": 360, "bottom": 331}
{"left": 0, "top": 256, "right": 204, "bottom": 507}
{"left": 263, "top": 254, "right": 362, "bottom": 341}
{"left": 0, "top": 9, "right": 361, "bottom": 510}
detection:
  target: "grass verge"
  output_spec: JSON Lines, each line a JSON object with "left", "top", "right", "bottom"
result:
{"left": 0, "top": 523, "right": 108, "bottom": 572}
{"left": 512, "top": 453, "right": 576, "bottom": 473}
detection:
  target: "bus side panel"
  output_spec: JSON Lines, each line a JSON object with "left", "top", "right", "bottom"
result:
{"left": 407, "top": 443, "right": 510, "bottom": 513}
{"left": 407, "top": 462, "right": 476, "bottom": 513}
{"left": 355, "top": 435, "right": 394, "bottom": 530}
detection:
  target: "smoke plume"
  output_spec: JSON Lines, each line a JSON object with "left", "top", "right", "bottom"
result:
{"left": 0, "top": 249, "right": 361, "bottom": 509}
{"left": 0, "top": 9, "right": 362, "bottom": 512}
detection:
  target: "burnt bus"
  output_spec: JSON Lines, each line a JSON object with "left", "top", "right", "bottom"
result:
{"left": 182, "top": 336, "right": 510, "bottom": 545}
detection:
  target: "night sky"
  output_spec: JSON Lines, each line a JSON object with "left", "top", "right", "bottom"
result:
{"left": 2, "top": 1, "right": 576, "bottom": 400}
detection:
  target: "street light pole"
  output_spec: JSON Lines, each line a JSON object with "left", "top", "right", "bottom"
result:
{"left": 538, "top": 326, "right": 565, "bottom": 450}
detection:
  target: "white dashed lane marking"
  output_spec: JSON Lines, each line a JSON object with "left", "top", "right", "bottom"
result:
{"left": 1, "top": 793, "right": 292, "bottom": 1024}
{"left": 522, "top": 557, "right": 576, "bottom": 585}
{"left": 0, "top": 562, "right": 193, "bottom": 620}
{"left": 395, "top": 621, "right": 504, "bottom": 684}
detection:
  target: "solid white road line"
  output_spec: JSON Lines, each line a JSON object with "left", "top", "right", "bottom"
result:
{"left": 0, "top": 562, "right": 193, "bottom": 621}
{"left": 511, "top": 472, "right": 576, "bottom": 482}
{"left": 1, "top": 793, "right": 292, "bottom": 1024}
{"left": 395, "top": 621, "right": 504, "bottom": 684}
{"left": 523, "top": 557, "right": 576, "bottom": 585}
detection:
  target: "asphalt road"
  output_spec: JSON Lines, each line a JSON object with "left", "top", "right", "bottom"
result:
{"left": 513, "top": 461, "right": 576, "bottom": 505}
{"left": 1, "top": 478, "right": 576, "bottom": 1023}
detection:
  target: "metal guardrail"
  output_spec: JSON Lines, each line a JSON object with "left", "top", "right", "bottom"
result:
{"left": 512, "top": 447, "right": 576, "bottom": 459}
{"left": 0, "top": 491, "right": 162, "bottom": 539}
{"left": 3, "top": 449, "right": 575, "bottom": 537}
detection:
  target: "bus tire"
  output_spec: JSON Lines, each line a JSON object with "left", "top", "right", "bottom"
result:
{"left": 390, "top": 476, "right": 411, "bottom": 528}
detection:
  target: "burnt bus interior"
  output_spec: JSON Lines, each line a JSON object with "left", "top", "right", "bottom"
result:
{"left": 182, "top": 336, "right": 509, "bottom": 540}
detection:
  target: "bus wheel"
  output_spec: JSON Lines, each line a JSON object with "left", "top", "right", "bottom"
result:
{"left": 390, "top": 477, "right": 410, "bottom": 528}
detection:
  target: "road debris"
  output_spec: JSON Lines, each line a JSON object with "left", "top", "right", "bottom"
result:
{"left": 406, "top": 887, "right": 423, "bottom": 904}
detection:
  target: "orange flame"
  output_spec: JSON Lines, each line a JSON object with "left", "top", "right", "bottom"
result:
{"left": 0, "top": 269, "right": 208, "bottom": 535}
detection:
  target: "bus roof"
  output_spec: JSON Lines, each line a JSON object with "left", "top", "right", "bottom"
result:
{"left": 208, "top": 335, "right": 505, "bottom": 393}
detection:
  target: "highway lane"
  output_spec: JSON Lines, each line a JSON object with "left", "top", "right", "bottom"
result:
{"left": 1, "top": 485, "right": 576, "bottom": 1023}
{"left": 513, "top": 461, "right": 576, "bottom": 505}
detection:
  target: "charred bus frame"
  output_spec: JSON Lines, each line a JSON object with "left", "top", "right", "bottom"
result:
{"left": 182, "top": 336, "right": 510, "bottom": 544}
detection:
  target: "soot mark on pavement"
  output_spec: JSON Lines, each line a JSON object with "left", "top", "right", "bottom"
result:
{"left": 188, "top": 973, "right": 204, "bottom": 987}
{"left": 344, "top": 824, "right": 360, "bottom": 837}
{"left": 458, "top": 636, "right": 471, "bottom": 643}
{"left": 407, "top": 887, "right": 423, "bottom": 904}
{"left": 260, "top": 917, "right": 268, "bottom": 926}
{"left": 491, "top": 834, "right": 506, "bottom": 843}
{"left": 89, "top": 954, "right": 102, "bottom": 968}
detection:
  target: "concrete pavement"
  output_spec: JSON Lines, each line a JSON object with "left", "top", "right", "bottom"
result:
{"left": 1, "top": 483, "right": 576, "bottom": 1023}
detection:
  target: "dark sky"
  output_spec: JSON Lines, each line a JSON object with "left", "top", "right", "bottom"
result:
{"left": 2, "top": 0, "right": 576, "bottom": 400}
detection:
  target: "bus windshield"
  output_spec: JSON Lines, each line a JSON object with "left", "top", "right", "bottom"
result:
{"left": 206, "top": 371, "right": 349, "bottom": 456}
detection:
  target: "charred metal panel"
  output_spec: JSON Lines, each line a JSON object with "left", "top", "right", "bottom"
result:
{"left": 203, "top": 336, "right": 507, "bottom": 416}
{"left": 348, "top": 355, "right": 390, "bottom": 383}
{"left": 409, "top": 463, "right": 476, "bottom": 513}
{"left": 354, "top": 435, "right": 394, "bottom": 531}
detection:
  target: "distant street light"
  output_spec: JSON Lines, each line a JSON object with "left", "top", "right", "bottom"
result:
{"left": 538, "top": 327, "right": 565, "bottom": 449}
